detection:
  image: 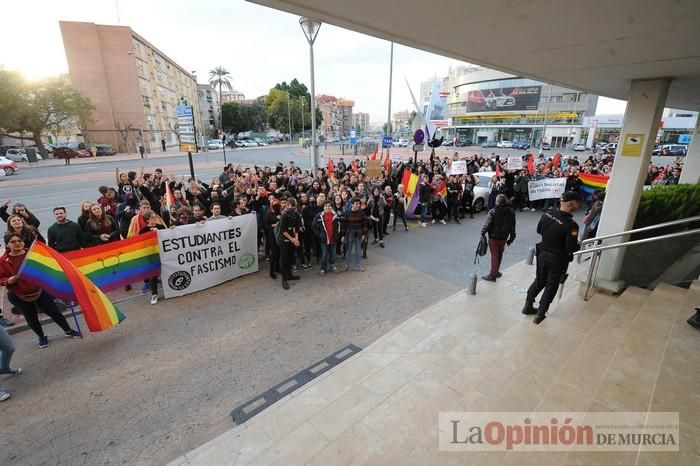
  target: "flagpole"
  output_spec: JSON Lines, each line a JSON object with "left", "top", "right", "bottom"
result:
{"left": 67, "top": 302, "right": 84, "bottom": 339}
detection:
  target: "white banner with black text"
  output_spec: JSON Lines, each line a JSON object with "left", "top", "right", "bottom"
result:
{"left": 157, "top": 214, "right": 258, "bottom": 298}
{"left": 528, "top": 177, "right": 567, "bottom": 201}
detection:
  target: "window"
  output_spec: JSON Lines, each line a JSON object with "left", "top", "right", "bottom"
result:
{"left": 143, "top": 96, "right": 151, "bottom": 108}
{"left": 139, "top": 77, "right": 151, "bottom": 95}
{"left": 161, "top": 101, "right": 167, "bottom": 111}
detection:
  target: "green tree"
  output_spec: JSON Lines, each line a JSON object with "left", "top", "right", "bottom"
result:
{"left": 208, "top": 66, "right": 232, "bottom": 130}
{"left": 221, "top": 102, "right": 244, "bottom": 135}
{"left": 267, "top": 79, "right": 322, "bottom": 132}
{"left": 0, "top": 71, "right": 94, "bottom": 157}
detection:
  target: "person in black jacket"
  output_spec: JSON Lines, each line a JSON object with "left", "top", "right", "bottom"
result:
{"left": 480, "top": 194, "right": 516, "bottom": 282}
{"left": 418, "top": 174, "right": 431, "bottom": 227}
{"left": 523, "top": 191, "right": 581, "bottom": 324}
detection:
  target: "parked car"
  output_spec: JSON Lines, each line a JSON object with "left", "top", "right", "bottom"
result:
{"left": 513, "top": 141, "right": 530, "bottom": 150}
{"left": 233, "top": 140, "right": 245, "bottom": 148}
{"left": 471, "top": 171, "right": 496, "bottom": 213}
{"left": 3, "top": 149, "right": 43, "bottom": 162}
{"left": 53, "top": 145, "right": 92, "bottom": 159}
{"left": 0, "top": 157, "right": 19, "bottom": 176}
{"left": 652, "top": 144, "right": 687, "bottom": 156}
{"left": 573, "top": 143, "right": 586, "bottom": 151}
{"left": 539, "top": 142, "right": 551, "bottom": 150}
{"left": 604, "top": 143, "right": 618, "bottom": 154}
{"left": 95, "top": 144, "right": 117, "bottom": 156}
{"left": 254, "top": 138, "right": 268, "bottom": 146}
{"left": 481, "top": 141, "right": 498, "bottom": 148}
{"left": 207, "top": 140, "right": 224, "bottom": 150}
{"left": 497, "top": 140, "right": 513, "bottom": 148}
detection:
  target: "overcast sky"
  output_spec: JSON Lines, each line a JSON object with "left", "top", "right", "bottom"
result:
{"left": 4, "top": 0, "right": 627, "bottom": 123}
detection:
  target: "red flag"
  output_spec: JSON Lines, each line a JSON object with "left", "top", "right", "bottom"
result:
{"left": 527, "top": 154, "right": 534, "bottom": 174}
{"left": 370, "top": 148, "right": 377, "bottom": 160}
{"left": 552, "top": 153, "right": 561, "bottom": 169}
{"left": 327, "top": 157, "right": 335, "bottom": 174}
{"left": 384, "top": 152, "right": 391, "bottom": 173}
{"left": 351, "top": 160, "right": 359, "bottom": 173}
{"left": 495, "top": 162, "right": 502, "bottom": 178}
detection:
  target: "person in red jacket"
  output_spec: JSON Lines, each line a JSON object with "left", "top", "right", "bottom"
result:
{"left": 0, "top": 232, "right": 80, "bottom": 349}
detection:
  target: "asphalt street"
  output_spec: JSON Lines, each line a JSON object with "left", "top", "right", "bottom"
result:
{"left": 1, "top": 146, "right": 307, "bottom": 233}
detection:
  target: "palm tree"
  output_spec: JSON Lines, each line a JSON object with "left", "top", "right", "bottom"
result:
{"left": 208, "top": 67, "right": 233, "bottom": 133}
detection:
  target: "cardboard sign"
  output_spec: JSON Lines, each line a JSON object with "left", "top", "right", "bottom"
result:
{"left": 449, "top": 160, "right": 468, "bottom": 175}
{"left": 507, "top": 157, "right": 524, "bottom": 170}
{"left": 366, "top": 159, "right": 382, "bottom": 178}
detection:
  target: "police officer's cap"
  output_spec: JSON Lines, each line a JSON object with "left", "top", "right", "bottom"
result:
{"left": 561, "top": 191, "right": 582, "bottom": 203}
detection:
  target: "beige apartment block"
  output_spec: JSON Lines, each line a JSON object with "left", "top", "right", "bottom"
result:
{"left": 59, "top": 21, "right": 200, "bottom": 153}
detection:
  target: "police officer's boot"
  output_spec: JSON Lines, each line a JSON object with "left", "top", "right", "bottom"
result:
{"left": 533, "top": 306, "right": 548, "bottom": 324}
{"left": 521, "top": 301, "right": 538, "bottom": 315}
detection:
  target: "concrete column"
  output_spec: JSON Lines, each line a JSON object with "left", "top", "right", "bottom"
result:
{"left": 679, "top": 119, "right": 700, "bottom": 184}
{"left": 595, "top": 78, "right": 670, "bottom": 288}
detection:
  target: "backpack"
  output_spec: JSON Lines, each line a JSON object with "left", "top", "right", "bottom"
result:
{"left": 474, "top": 234, "right": 488, "bottom": 264}
{"left": 274, "top": 219, "right": 283, "bottom": 245}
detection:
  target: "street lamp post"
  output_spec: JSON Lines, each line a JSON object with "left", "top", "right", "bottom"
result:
{"left": 300, "top": 17, "right": 321, "bottom": 177}
{"left": 287, "top": 91, "right": 292, "bottom": 144}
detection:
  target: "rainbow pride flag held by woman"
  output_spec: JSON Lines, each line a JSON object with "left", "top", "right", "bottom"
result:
{"left": 578, "top": 172, "right": 610, "bottom": 196}
{"left": 63, "top": 231, "right": 160, "bottom": 292}
{"left": 18, "top": 242, "right": 125, "bottom": 332}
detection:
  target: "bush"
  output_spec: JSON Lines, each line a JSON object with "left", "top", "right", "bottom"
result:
{"left": 633, "top": 184, "right": 700, "bottom": 237}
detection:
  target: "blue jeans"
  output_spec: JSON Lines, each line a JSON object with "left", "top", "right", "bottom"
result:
{"left": 320, "top": 241, "right": 337, "bottom": 271}
{"left": 420, "top": 202, "right": 429, "bottom": 223}
{"left": 344, "top": 230, "right": 362, "bottom": 269}
{"left": 0, "top": 326, "right": 16, "bottom": 374}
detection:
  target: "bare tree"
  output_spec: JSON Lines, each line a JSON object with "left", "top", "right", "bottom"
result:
{"left": 168, "top": 121, "right": 181, "bottom": 146}
{"left": 114, "top": 121, "right": 134, "bottom": 154}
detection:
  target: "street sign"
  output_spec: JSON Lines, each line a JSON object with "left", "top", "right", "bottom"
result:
{"left": 181, "top": 143, "right": 196, "bottom": 152}
{"left": 181, "top": 134, "right": 196, "bottom": 144}
{"left": 412, "top": 144, "right": 424, "bottom": 152}
{"left": 382, "top": 136, "right": 393, "bottom": 148}
{"left": 413, "top": 129, "right": 425, "bottom": 144}
{"left": 179, "top": 125, "right": 195, "bottom": 135}
{"left": 177, "top": 116, "right": 194, "bottom": 126}
{"left": 350, "top": 129, "right": 357, "bottom": 145}
{"left": 679, "top": 134, "right": 692, "bottom": 144}
{"left": 176, "top": 106, "right": 193, "bottom": 117}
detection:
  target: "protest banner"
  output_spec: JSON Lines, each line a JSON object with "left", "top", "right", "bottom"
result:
{"left": 528, "top": 177, "right": 567, "bottom": 201}
{"left": 507, "top": 157, "right": 524, "bottom": 171}
{"left": 449, "top": 160, "right": 467, "bottom": 175}
{"left": 366, "top": 159, "right": 382, "bottom": 178}
{"left": 157, "top": 214, "right": 258, "bottom": 298}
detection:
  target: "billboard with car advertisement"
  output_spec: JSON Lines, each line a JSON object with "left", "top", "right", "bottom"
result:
{"left": 466, "top": 85, "right": 542, "bottom": 113}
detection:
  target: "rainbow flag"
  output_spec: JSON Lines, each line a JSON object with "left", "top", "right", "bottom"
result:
{"left": 18, "top": 242, "right": 125, "bottom": 332}
{"left": 434, "top": 180, "right": 448, "bottom": 205}
{"left": 579, "top": 172, "right": 609, "bottom": 196}
{"left": 63, "top": 231, "right": 161, "bottom": 292}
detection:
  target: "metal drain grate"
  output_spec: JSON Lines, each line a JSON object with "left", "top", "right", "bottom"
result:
{"left": 230, "top": 343, "right": 362, "bottom": 425}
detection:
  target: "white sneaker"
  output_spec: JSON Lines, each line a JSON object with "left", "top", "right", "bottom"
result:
{"left": 530, "top": 208, "right": 536, "bottom": 211}
{"left": 431, "top": 219, "right": 436, "bottom": 224}
{"left": 0, "top": 390, "right": 10, "bottom": 401}
{"left": 440, "top": 219, "right": 447, "bottom": 225}
{"left": 421, "top": 223, "right": 427, "bottom": 227}
{"left": 150, "top": 295, "right": 158, "bottom": 305}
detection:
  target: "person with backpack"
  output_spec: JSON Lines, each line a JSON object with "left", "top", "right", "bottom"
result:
{"left": 480, "top": 194, "right": 516, "bottom": 282}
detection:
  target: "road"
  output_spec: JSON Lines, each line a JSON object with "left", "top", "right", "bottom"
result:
{"left": 0, "top": 148, "right": 591, "bottom": 464}
{"left": 1, "top": 145, "right": 308, "bottom": 234}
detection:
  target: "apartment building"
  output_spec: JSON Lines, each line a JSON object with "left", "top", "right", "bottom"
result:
{"left": 352, "top": 112, "right": 370, "bottom": 134}
{"left": 198, "top": 84, "right": 219, "bottom": 138}
{"left": 59, "top": 21, "right": 199, "bottom": 152}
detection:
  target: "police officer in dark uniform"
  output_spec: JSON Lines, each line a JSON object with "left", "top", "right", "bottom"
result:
{"left": 523, "top": 191, "right": 582, "bottom": 324}
{"left": 278, "top": 198, "right": 302, "bottom": 290}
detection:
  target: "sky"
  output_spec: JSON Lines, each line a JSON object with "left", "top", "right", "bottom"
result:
{"left": 2, "top": 0, "right": 627, "bottom": 124}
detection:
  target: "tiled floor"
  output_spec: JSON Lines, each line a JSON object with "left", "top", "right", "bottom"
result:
{"left": 170, "top": 261, "right": 700, "bottom": 466}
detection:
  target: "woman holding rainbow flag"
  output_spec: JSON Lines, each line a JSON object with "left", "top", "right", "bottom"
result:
{"left": 0, "top": 232, "right": 81, "bottom": 349}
